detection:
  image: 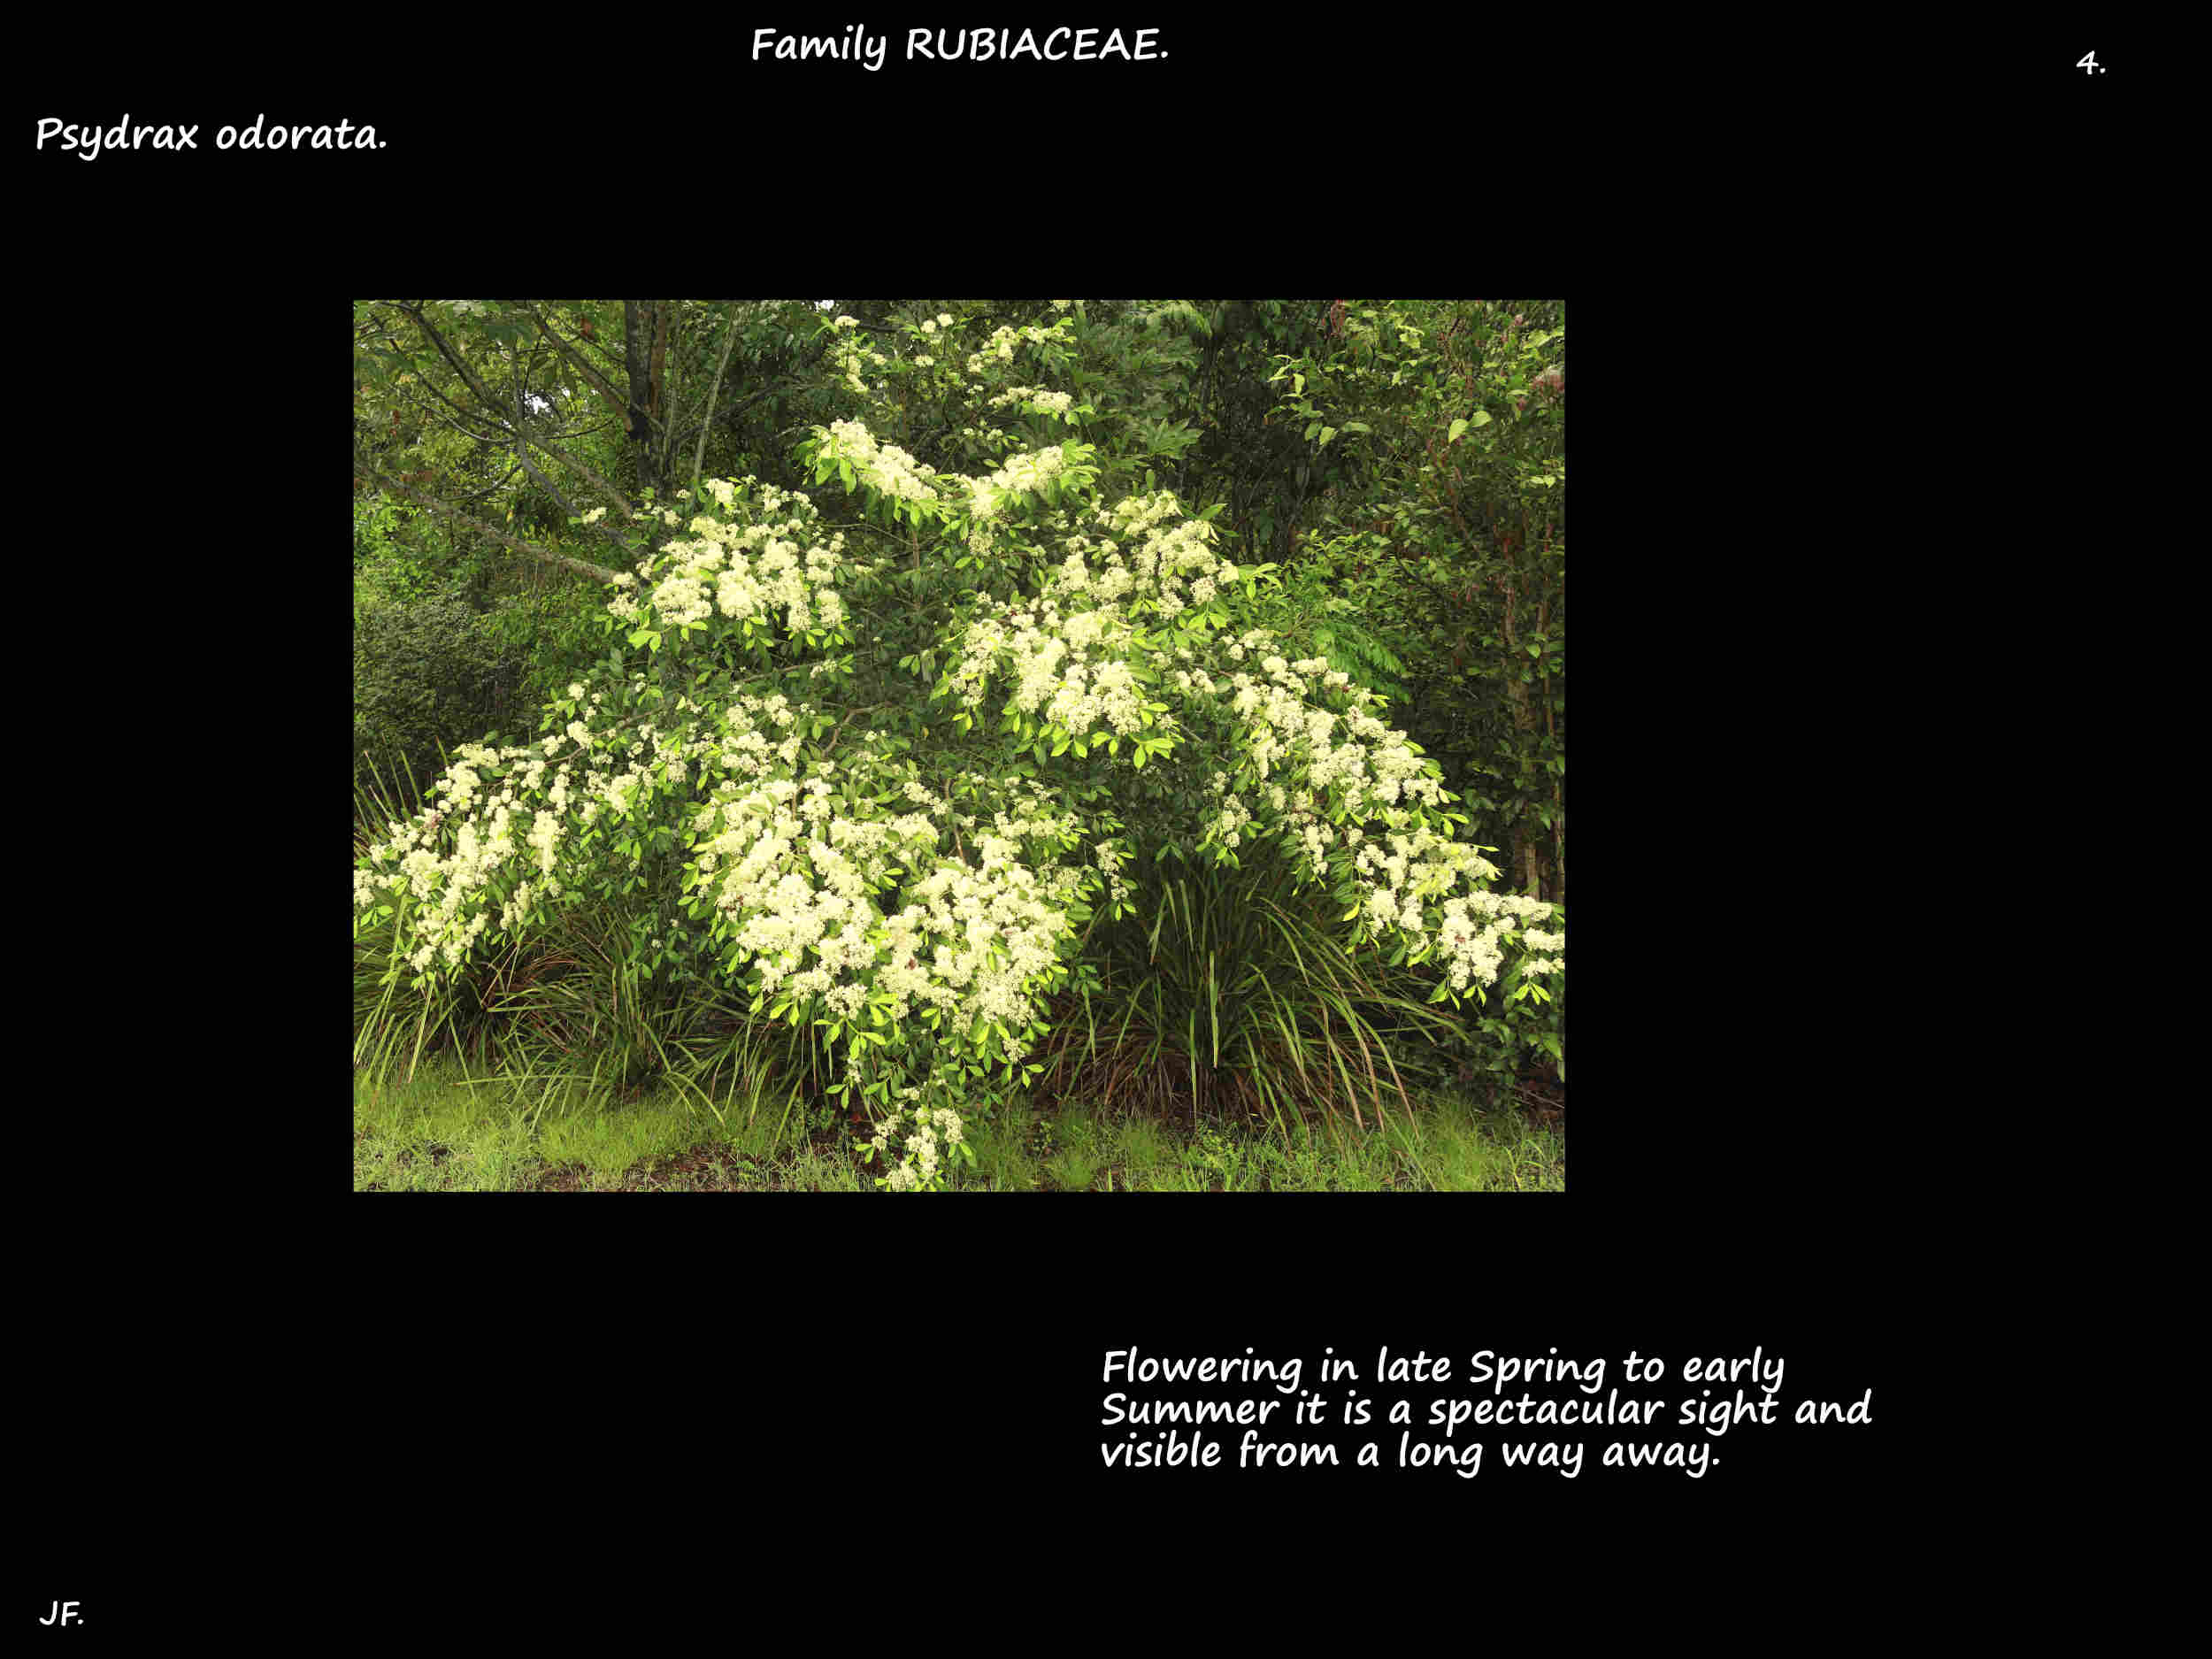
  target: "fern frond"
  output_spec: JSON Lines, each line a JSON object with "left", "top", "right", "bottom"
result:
{"left": 1310, "top": 618, "right": 1413, "bottom": 704}
{"left": 1133, "top": 300, "right": 1210, "bottom": 337}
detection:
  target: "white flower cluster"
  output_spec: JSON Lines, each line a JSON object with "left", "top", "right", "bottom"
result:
{"left": 989, "top": 384, "right": 1075, "bottom": 419}
{"left": 357, "top": 733, "right": 597, "bottom": 971}
{"left": 866, "top": 803, "right": 1087, "bottom": 1060}
{"left": 1082, "top": 491, "right": 1235, "bottom": 620}
{"left": 1209, "top": 786, "right": 1254, "bottom": 850}
{"left": 365, "top": 642, "right": 900, "bottom": 992}
{"left": 817, "top": 419, "right": 941, "bottom": 505}
{"left": 941, "top": 488, "right": 1240, "bottom": 733}
{"left": 694, "top": 691, "right": 807, "bottom": 791}
{"left": 684, "top": 749, "right": 1091, "bottom": 1071}
{"left": 696, "top": 771, "right": 936, "bottom": 999}
{"left": 1094, "top": 838, "right": 1131, "bottom": 911}
{"left": 868, "top": 1096, "right": 966, "bottom": 1191}
{"left": 1342, "top": 828, "right": 1557, "bottom": 993}
{"left": 963, "top": 317, "right": 1071, "bottom": 377}
{"left": 964, "top": 442, "right": 1069, "bottom": 524}
{"left": 827, "top": 314, "right": 889, "bottom": 395}
{"left": 942, "top": 589, "right": 1147, "bottom": 743}
{"left": 615, "top": 476, "right": 854, "bottom": 640}
{"left": 359, "top": 683, "right": 821, "bottom": 984}
{"left": 1197, "top": 645, "right": 1440, "bottom": 821}
{"left": 1516, "top": 926, "right": 1565, "bottom": 979}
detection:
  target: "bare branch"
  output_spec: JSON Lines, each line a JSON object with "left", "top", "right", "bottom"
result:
{"left": 396, "top": 303, "right": 521, "bottom": 434}
{"left": 506, "top": 365, "right": 637, "bottom": 562}
{"left": 502, "top": 389, "right": 640, "bottom": 526}
{"left": 354, "top": 446, "right": 629, "bottom": 586}
{"left": 521, "top": 302, "right": 633, "bottom": 426}
{"left": 690, "top": 305, "right": 743, "bottom": 491}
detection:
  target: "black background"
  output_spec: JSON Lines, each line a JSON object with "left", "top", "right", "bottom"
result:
{"left": 17, "top": 18, "right": 2132, "bottom": 1638}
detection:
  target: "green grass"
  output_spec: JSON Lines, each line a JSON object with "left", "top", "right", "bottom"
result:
{"left": 353, "top": 1056, "right": 1563, "bottom": 1193}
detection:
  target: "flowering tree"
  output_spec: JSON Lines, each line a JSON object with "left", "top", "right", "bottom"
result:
{"left": 354, "top": 308, "right": 1563, "bottom": 1189}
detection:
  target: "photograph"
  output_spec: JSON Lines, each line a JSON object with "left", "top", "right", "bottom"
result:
{"left": 352, "top": 298, "right": 1566, "bottom": 1192}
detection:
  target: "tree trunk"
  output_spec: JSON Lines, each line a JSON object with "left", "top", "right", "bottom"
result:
{"left": 1497, "top": 567, "right": 1548, "bottom": 900}
{"left": 622, "top": 301, "right": 666, "bottom": 501}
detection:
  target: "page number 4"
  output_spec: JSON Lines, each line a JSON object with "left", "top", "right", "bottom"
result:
{"left": 2077, "top": 51, "right": 2105, "bottom": 74}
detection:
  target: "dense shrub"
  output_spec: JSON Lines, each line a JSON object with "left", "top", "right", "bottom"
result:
{"left": 352, "top": 595, "right": 533, "bottom": 808}
{"left": 355, "top": 310, "right": 1564, "bottom": 1191}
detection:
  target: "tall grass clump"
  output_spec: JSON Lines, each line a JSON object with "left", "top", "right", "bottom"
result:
{"left": 1036, "top": 841, "right": 1466, "bottom": 1141}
